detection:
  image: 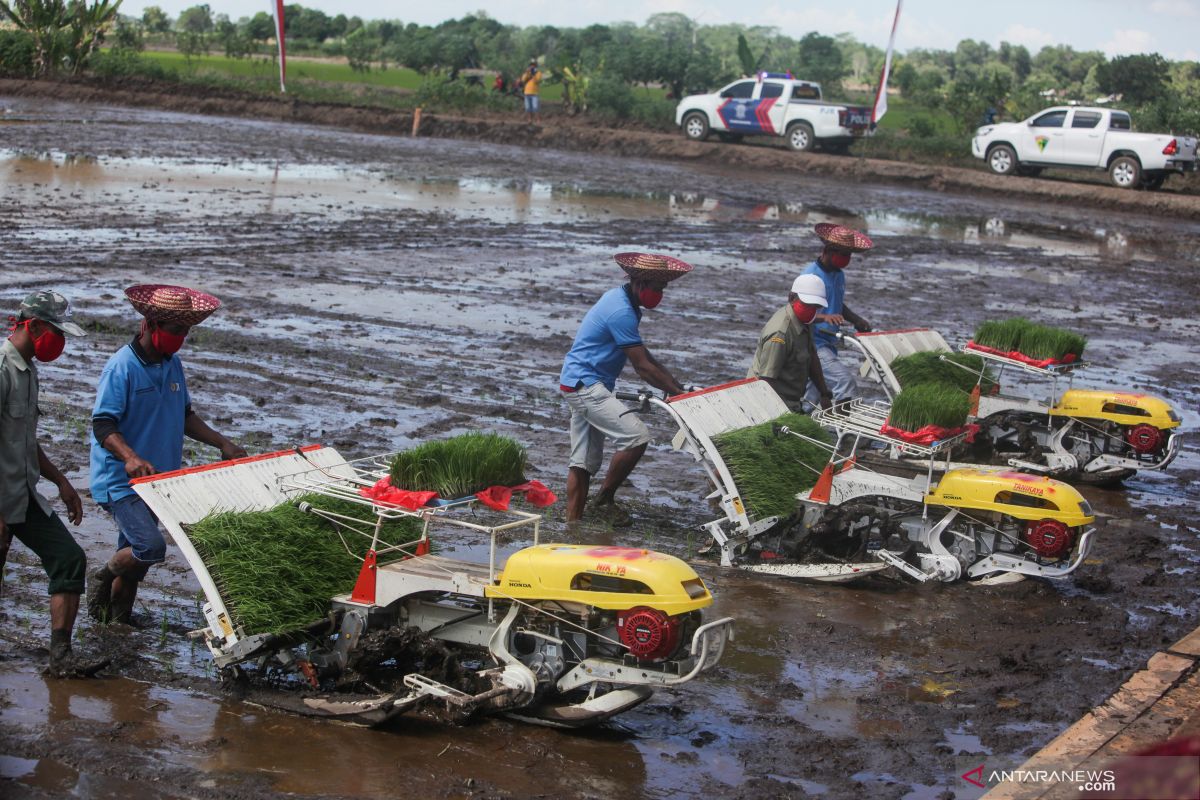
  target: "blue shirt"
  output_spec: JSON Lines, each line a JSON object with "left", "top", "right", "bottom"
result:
{"left": 802, "top": 260, "right": 846, "bottom": 348}
{"left": 89, "top": 342, "right": 190, "bottom": 504}
{"left": 559, "top": 286, "right": 643, "bottom": 391}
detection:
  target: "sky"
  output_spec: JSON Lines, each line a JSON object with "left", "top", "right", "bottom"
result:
{"left": 119, "top": 1, "right": 1200, "bottom": 61}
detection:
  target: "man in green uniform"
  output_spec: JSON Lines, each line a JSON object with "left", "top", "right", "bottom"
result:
{"left": 748, "top": 274, "right": 834, "bottom": 412}
{"left": 1, "top": 291, "right": 108, "bottom": 678}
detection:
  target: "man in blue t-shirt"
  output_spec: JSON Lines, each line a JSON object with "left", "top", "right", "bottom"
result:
{"left": 559, "top": 252, "right": 692, "bottom": 526}
{"left": 801, "top": 223, "right": 875, "bottom": 406}
{"left": 87, "top": 285, "right": 246, "bottom": 625}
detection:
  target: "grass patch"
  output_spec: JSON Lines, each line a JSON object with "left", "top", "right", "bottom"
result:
{"left": 973, "top": 317, "right": 1086, "bottom": 361}
{"left": 712, "top": 413, "right": 833, "bottom": 522}
{"left": 890, "top": 351, "right": 997, "bottom": 394}
{"left": 888, "top": 384, "right": 971, "bottom": 431}
{"left": 186, "top": 494, "right": 422, "bottom": 636}
{"left": 389, "top": 432, "right": 527, "bottom": 499}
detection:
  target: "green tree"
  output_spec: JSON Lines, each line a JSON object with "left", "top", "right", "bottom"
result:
{"left": 795, "top": 32, "right": 845, "bottom": 94}
{"left": 1095, "top": 53, "right": 1170, "bottom": 105}
{"left": 140, "top": 4, "right": 168, "bottom": 33}
{"left": 344, "top": 26, "right": 377, "bottom": 72}
{"left": 243, "top": 11, "right": 273, "bottom": 42}
{"left": 0, "top": 0, "right": 118, "bottom": 76}
{"left": 175, "top": 3, "right": 211, "bottom": 34}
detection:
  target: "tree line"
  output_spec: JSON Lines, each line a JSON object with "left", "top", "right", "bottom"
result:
{"left": 1, "top": 2, "right": 1197, "bottom": 134}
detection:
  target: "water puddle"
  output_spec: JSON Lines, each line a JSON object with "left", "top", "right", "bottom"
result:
{"left": 0, "top": 150, "right": 1163, "bottom": 261}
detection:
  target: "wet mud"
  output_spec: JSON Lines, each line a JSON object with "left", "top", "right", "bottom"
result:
{"left": 1, "top": 95, "right": 1198, "bottom": 799}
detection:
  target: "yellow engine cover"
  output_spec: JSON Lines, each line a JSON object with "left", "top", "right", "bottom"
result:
{"left": 925, "top": 468, "right": 1095, "bottom": 526}
{"left": 1049, "top": 389, "right": 1180, "bottom": 429}
{"left": 487, "top": 544, "right": 712, "bottom": 616}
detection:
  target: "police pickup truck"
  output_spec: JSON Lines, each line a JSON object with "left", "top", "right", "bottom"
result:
{"left": 675, "top": 73, "right": 873, "bottom": 153}
{"left": 972, "top": 106, "right": 1197, "bottom": 190}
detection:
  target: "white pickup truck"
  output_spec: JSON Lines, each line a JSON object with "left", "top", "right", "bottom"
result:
{"left": 972, "top": 106, "right": 1198, "bottom": 190}
{"left": 675, "top": 73, "right": 873, "bottom": 153}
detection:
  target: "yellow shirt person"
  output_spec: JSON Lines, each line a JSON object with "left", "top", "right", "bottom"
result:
{"left": 520, "top": 60, "right": 542, "bottom": 121}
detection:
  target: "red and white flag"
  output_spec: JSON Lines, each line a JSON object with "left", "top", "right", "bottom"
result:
{"left": 872, "top": 0, "right": 902, "bottom": 124}
{"left": 273, "top": 0, "right": 287, "bottom": 93}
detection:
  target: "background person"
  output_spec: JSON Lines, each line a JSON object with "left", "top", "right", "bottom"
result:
{"left": 559, "top": 252, "right": 692, "bottom": 527}
{"left": 801, "top": 223, "right": 874, "bottom": 407}
{"left": 87, "top": 285, "right": 246, "bottom": 626}
{"left": 519, "top": 59, "right": 542, "bottom": 123}
{"left": 1, "top": 291, "right": 108, "bottom": 677}
{"left": 748, "top": 274, "right": 834, "bottom": 412}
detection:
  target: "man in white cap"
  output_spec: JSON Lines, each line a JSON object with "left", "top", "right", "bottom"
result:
{"left": 87, "top": 285, "right": 246, "bottom": 625}
{"left": 1, "top": 291, "right": 108, "bottom": 677}
{"left": 801, "top": 223, "right": 874, "bottom": 406}
{"left": 748, "top": 274, "right": 835, "bottom": 412}
{"left": 559, "top": 253, "right": 692, "bottom": 526}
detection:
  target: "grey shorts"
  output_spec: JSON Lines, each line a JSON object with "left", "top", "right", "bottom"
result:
{"left": 524, "top": 94, "right": 539, "bottom": 113}
{"left": 564, "top": 383, "right": 651, "bottom": 474}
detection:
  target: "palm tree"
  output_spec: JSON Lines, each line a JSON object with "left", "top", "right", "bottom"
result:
{"left": 0, "top": 0, "right": 121, "bottom": 77}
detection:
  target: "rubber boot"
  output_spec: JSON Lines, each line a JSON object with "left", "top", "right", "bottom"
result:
{"left": 46, "top": 629, "right": 110, "bottom": 679}
{"left": 108, "top": 578, "right": 139, "bottom": 626}
{"left": 86, "top": 561, "right": 121, "bottom": 622}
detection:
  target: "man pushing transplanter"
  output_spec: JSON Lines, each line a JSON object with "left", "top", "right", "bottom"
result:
{"left": 87, "top": 285, "right": 246, "bottom": 626}
{"left": 801, "top": 223, "right": 875, "bottom": 407}
{"left": 559, "top": 252, "right": 692, "bottom": 527}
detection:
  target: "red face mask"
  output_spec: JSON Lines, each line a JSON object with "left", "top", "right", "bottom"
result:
{"left": 791, "top": 301, "right": 818, "bottom": 324}
{"left": 638, "top": 288, "right": 664, "bottom": 309}
{"left": 828, "top": 251, "right": 852, "bottom": 269}
{"left": 151, "top": 328, "right": 186, "bottom": 356}
{"left": 29, "top": 322, "right": 66, "bottom": 362}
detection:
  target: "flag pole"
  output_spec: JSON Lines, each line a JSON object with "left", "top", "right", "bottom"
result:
{"left": 871, "top": 0, "right": 902, "bottom": 125}
{"left": 273, "top": 0, "right": 287, "bottom": 93}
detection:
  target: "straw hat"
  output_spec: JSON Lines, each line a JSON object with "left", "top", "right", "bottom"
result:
{"left": 613, "top": 252, "right": 694, "bottom": 283}
{"left": 124, "top": 284, "right": 221, "bottom": 327}
{"left": 814, "top": 223, "right": 873, "bottom": 253}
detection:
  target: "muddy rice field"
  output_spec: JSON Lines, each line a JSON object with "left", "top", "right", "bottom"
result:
{"left": 1, "top": 96, "right": 1199, "bottom": 800}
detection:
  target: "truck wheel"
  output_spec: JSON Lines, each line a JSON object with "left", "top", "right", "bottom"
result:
{"left": 1109, "top": 156, "right": 1141, "bottom": 189}
{"left": 786, "top": 122, "right": 815, "bottom": 152}
{"left": 986, "top": 144, "right": 1018, "bottom": 175}
{"left": 683, "top": 112, "right": 709, "bottom": 142}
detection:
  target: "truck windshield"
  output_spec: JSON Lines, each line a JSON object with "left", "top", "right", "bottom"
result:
{"left": 791, "top": 84, "right": 821, "bottom": 100}
{"left": 1110, "top": 113, "right": 1132, "bottom": 130}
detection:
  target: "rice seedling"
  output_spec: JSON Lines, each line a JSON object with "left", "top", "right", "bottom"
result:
{"left": 973, "top": 317, "right": 1031, "bottom": 352}
{"left": 888, "top": 384, "right": 971, "bottom": 432}
{"left": 1016, "top": 324, "right": 1086, "bottom": 361}
{"left": 186, "top": 493, "right": 422, "bottom": 636}
{"left": 389, "top": 432, "right": 528, "bottom": 499}
{"left": 890, "top": 351, "right": 998, "bottom": 394}
{"left": 712, "top": 413, "right": 833, "bottom": 522}
{"left": 973, "top": 317, "right": 1086, "bottom": 361}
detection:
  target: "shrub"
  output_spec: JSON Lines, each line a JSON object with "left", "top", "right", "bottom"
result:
{"left": 0, "top": 30, "right": 35, "bottom": 78}
{"left": 712, "top": 413, "right": 833, "bottom": 522}
{"left": 589, "top": 75, "right": 634, "bottom": 117}
{"left": 89, "top": 49, "right": 173, "bottom": 80}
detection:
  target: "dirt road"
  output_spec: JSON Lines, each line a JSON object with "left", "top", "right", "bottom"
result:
{"left": 1, "top": 95, "right": 1197, "bottom": 800}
